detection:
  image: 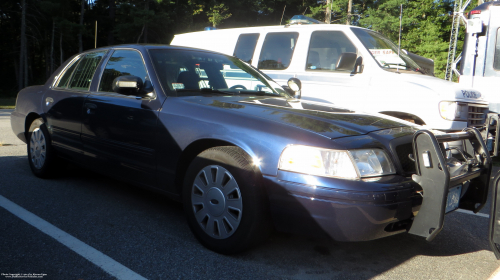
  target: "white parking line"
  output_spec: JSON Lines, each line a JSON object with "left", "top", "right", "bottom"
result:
{"left": 0, "top": 195, "right": 148, "bottom": 280}
{"left": 488, "top": 266, "right": 500, "bottom": 280}
{"left": 455, "top": 208, "right": 490, "bottom": 218}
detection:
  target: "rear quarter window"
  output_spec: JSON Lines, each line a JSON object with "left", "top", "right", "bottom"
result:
{"left": 54, "top": 56, "right": 82, "bottom": 88}
{"left": 68, "top": 51, "right": 106, "bottom": 90}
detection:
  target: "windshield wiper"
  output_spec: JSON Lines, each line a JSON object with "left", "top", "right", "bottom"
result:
{"left": 234, "top": 90, "right": 278, "bottom": 97}
{"left": 176, "top": 88, "right": 233, "bottom": 95}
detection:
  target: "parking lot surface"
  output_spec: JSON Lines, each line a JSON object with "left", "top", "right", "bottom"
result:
{"left": 0, "top": 109, "right": 499, "bottom": 280}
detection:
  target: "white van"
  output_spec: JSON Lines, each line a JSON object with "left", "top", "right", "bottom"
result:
{"left": 172, "top": 16, "right": 489, "bottom": 131}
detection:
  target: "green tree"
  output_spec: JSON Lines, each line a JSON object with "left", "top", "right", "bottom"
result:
{"left": 207, "top": 3, "right": 231, "bottom": 28}
{"left": 358, "top": 0, "right": 455, "bottom": 79}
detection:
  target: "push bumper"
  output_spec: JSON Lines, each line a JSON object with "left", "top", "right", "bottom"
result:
{"left": 264, "top": 122, "right": 499, "bottom": 250}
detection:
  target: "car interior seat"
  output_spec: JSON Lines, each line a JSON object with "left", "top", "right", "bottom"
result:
{"left": 307, "top": 50, "right": 320, "bottom": 69}
{"left": 177, "top": 71, "right": 200, "bottom": 90}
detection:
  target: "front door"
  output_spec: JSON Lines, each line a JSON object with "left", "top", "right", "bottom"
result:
{"left": 81, "top": 49, "right": 161, "bottom": 187}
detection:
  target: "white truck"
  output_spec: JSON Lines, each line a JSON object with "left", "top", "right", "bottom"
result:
{"left": 171, "top": 15, "right": 489, "bottom": 131}
{"left": 458, "top": 1, "right": 500, "bottom": 113}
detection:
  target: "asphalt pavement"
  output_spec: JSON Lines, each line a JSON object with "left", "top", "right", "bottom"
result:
{"left": 0, "top": 109, "right": 499, "bottom": 280}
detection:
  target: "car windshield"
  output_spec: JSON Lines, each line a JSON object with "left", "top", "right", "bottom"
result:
{"left": 351, "top": 28, "right": 431, "bottom": 76}
{"left": 149, "top": 49, "right": 289, "bottom": 97}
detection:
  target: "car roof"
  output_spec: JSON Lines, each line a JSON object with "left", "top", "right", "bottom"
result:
{"left": 81, "top": 44, "right": 233, "bottom": 56}
{"left": 176, "top": 23, "right": 368, "bottom": 36}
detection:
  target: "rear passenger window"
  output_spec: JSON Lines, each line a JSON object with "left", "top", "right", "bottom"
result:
{"left": 258, "top": 32, "right": 298, "bottom": 70}
{"left": 55, "top": 56, "right": 82, "bottom": 88}
{"left": 68, "top": 51, "right": 106, "bottom": 90}
{"left": 494, "top": 28, "right": 500, "bottom": 70}
{"left": 306, "top": 31, "right": 356, "bottom": 71}
{"left": 233, "top": 33, "right": 259, "bottom": 63}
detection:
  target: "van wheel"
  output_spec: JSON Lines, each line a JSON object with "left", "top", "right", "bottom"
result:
{"left": 183, "top": 146, "right": 270, "bottom": 254}
{"left": 27, "top": 118, "right": 57, "bottom": 178}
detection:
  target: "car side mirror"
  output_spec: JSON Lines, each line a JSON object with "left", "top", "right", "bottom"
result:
{"left": 286, "top": 78, "right": 302, "bottom": 99}
{"left": 112, "top": 75, "right": 144, "bottom": 96}
{"left": 336, "top": 52, "right": 357, "bottom": 72}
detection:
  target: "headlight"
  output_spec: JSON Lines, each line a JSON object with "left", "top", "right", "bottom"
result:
{"left": 439, "top": 101, "right": 466, "bottom": 121}
{"left": 279, "top": 145, "right": 396, "bottom": 180}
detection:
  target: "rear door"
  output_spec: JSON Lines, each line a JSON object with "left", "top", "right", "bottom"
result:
{"left": 43, "top": 50, "right": 107, "bottom": 161}
{"left": 491, "top": 173, "right": 500, "bottom": 259}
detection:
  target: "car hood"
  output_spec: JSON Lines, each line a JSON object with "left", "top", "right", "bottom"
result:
{"left": 399, "top": 73, "right": 485, "bottom": 103}
{"left": 184, "top": 96, "right": 414, "bottom": 139}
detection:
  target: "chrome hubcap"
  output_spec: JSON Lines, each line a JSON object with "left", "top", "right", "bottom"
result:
{"left": 30, "top": 128, "right": 46, "bottom": 169}
{"left": 191, "top": 165, "right": 242, "bottom": 239}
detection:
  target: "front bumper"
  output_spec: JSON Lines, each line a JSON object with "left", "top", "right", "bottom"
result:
{"left": 263, "top": 171, "right": 421, "bottom": 241}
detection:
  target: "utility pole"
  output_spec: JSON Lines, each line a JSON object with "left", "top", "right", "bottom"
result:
{"left": 346, "top": 0, "right": 353, "bottom": 25}
{"left": 325, "top": 0, "right": 331, "bottom": 24}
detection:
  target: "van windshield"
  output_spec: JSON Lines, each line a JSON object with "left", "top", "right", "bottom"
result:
{"left": 351, "top": 28, "right": 431, "bottom": 76}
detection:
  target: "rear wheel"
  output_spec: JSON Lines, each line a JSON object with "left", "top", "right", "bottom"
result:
{"left": 27, "top": 118, "right": 57, "bottom": 178}
{"left": 183, "top": 146, "right": 270, "bottom": 254}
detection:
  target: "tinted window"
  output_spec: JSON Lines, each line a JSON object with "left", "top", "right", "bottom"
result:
{"left": 494, "top": 28, "right": 500, "bottom": 70}
{"left": 258, "top": 32, "right": 298, "bottom": 70}
{"left": 69, "top": 51, "right": 106, "bottom": 90}
{"left": 149, "top": 49, "right": 287, "bottom": 96}
{"left": 99, "top": 50, "right": 149, "bottom": 92}
{"left": 306, "top": 31, "right": 356, "bottom": 71}
{"left": 233, "top": 33, "right": 259, "bottom": 63}
{"left": 55, "top": 56, "right": 82, "bottom": 88}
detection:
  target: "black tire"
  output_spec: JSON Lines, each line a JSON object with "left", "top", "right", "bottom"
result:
{"left": 183, "top": 146, "right": 270, "bottom": 254}
{"left": 27, "top": 118, "right": 57, "bottom": 178}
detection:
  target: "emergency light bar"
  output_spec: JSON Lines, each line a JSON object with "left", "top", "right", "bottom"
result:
{"left": 289, "top": 15, "right": 325, "bottom": 25}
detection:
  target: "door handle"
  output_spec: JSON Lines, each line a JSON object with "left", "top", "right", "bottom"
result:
{"left": 45, "top": 97, "right": 54, "bottom": 106}
{"left": 84, "top": 103, "right": 97, "bottom": 109}
{"left": 84, "top": 103, "right": 97, "bottom": 114}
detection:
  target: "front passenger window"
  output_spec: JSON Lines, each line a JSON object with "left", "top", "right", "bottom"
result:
{"left": 99, "top": 50, "right": 150, "bottom": 93}
{"left": 306, "top": 31, "right": 357, "bottom": 72}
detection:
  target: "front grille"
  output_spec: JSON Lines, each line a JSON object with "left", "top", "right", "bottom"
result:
{"left": 466, "top": 103, "right": 488, "bottom": 127}
{"left": 395, "top": 143, "right": 416, "bottom": 174}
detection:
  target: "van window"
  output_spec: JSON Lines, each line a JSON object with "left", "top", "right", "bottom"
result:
{"left": 494, "top": 28, "right": 500, "bottom": 70}
{"left": 258, "top": 32, "right": 299, "bottom": 70}
{"left": 233, "top": 34, "right": 259, "bottom": 64}
{"left": 306, "top": 31, "right": 356, "bottom": 71}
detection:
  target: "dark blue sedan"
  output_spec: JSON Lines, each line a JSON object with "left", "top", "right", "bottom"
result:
{"left": 10, "top": 45, "right": 500, "bottom": 256}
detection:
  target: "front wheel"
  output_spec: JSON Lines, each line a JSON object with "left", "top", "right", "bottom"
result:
{"left": 27, "top": 118, "right": 57, "bottom": 178}
{"left": 183, "top": 146, "right": 270, "bottom": 254}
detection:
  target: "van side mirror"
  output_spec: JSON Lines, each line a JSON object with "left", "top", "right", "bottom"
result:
{"left": 285, "top": 78, "right": 302, "bottom": 99}
{"left": 354, "top": 56, "right": 363, "bottom": 73}
{"left": 112, "top": 75, "right": 150, "bottom": 97}
{"left": 336, "top": 52, "right": 357, "bottom": 72}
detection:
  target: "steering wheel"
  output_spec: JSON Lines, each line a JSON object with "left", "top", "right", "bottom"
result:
{"left": 230, "top": 85, "right": 247, "bottom": 90}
